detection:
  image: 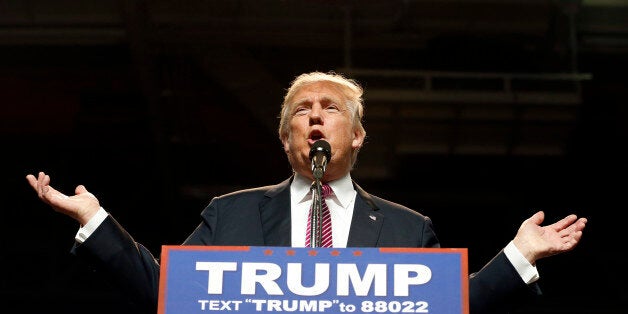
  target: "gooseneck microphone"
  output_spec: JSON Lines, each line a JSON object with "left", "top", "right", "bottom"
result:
{"left": 309, "top": 140, "right": 331, "bottom": 180}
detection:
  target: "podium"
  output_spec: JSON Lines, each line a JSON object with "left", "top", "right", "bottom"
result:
{"left": 158, "top": 246, "right": 468, "bottom": 314}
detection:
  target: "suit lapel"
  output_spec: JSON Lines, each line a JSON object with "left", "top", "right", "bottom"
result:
{"left": 347, "top": 182, "right": 384, "bottom": 247}
{"left": 259, "top": 177, "right": 293, "bottom": 246}
{"left": 257, "top": 177, "right": 385, "bottom": 247}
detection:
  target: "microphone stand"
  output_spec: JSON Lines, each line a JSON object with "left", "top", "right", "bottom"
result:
{"left": 310, "top": 179, "right": 323, "bottom": 248}
{"left": 309, "top": 140, "right": 330, "bottom": 248}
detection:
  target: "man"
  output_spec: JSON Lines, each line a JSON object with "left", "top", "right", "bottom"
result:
{"left": 27, "top": 71, "right": 587, "bottom": 314}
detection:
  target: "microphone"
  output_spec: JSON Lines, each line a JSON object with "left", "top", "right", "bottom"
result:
{"left": 309, "top": 140, "right": 331, "bottom": 180}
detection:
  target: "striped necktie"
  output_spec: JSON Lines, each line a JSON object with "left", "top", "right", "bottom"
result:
{"left": 305, "top": 183, "right": 333, "bottom": 248}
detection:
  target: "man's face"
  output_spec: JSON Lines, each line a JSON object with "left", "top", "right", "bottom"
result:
{"left": 282, "top": 81, "right": 365, "bottom": 182}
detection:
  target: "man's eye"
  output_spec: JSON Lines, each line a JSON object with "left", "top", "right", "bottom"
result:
{"left": 326, "top": 105, "right": 340, "bottom": 113}
{"left": 294, "top": 107, "right": 310, "bottom": 116}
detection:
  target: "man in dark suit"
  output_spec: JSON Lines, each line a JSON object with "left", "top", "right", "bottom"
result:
{"left": 27, "top": 71, "right": 587, "bottom": 314}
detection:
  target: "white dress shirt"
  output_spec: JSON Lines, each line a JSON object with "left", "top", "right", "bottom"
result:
{"left": 290, "top": 172, "right": 356, "bottom": 248}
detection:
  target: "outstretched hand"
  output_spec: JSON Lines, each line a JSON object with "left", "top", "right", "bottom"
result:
{"left": 513, "top": 210, "right": 587, "bottom": 265}
{"left": 26, "top": 171, "right": 101, "bottom": 226}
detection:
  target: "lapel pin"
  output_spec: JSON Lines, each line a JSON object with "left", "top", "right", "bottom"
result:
{"left": 369, "top": 215, "right": 377, "bottom": 221}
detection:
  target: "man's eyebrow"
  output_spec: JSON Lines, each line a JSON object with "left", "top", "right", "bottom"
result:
{"left": 292, "top": 97, "right": 312, "bottom": 106}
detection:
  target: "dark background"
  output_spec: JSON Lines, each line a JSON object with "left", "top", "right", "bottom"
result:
{"left": 1, "top": 1, "right": 626, "bottom": 313}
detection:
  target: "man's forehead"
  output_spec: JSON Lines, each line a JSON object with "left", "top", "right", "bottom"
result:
{"left": 291, "top": 82, "right": 345, "bottom": 103}
{"left": 292, "top": 94, "right": 339, "bottom": 105}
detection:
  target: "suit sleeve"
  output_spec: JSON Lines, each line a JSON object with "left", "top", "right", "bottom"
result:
{"left": 183, "top": 200, "right": 217, "bottom": 245}
{"left": 422, "top": 214, "right": 540, "bottom": 313}
{"left": 469, "top": 250, "right": 541, "bottom": 313}
{"left": 421, "top": 216, "right": 440, "bottom": 248}
{"left": 72, "top": 215, "right": 160, "bottom": 314}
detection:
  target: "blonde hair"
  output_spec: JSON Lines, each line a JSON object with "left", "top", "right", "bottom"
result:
{"left": 278, "top": 71, "right": 366, "bottom": 166}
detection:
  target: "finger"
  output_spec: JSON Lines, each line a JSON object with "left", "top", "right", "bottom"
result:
{"left": 550, "top": 214, "right": 578, "bottom": 231}
{"left": 527, "top": 210, "right": 545, "bottom": 226}
{"left": 37, "top": 171, "right": 45, "bottom": 183}
{"left": 26, "top": 174, "right": 37, "bottom": 189}
{"left": 564, "top": 230, "right": 583, "bottom": 250}
{"left": 42, "top": 173, "right": 50, "bottom": 186}
{"left": 33, "top": 172, "right": 53, "bottom": 198}
{"left": 40, "top": 174, "right": 51, "bottom": 195}
{"left": 576, "top": 218, "right": 587, "bottom": 231}
{"left": 561, "top": 222, "right": 584, "bottom": 239}
{"left": 565, "top": 219, "right": 587, "bottom": 238}
{"left": 556, "top": 218, "right": 583, "bottom": 238}
{"left": 35, "top": 172, "right": 45, "bottom": 197}
{"left": 559, "top": 227, "right": 577, "bottom": 239}
{"left": 572, "top": 230, "right": 583, "bottom": 242}
{"left": 35, "top": 172, "right": 47, "bottom": 195}
{"left": 75, "top": 184, "right": 88, "bottom": 195}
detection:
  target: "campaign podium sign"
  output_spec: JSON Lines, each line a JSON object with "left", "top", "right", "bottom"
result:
{"left": 158, "top": 246, "right": 468, "bottom": 314}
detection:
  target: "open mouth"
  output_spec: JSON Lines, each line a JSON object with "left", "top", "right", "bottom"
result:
{"left": 308, "top": 130, "right": 325, "bottom": 144}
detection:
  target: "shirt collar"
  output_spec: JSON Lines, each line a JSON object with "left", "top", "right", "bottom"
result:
{"left": 292, "top": 172, "right": 355, "bottom": 208}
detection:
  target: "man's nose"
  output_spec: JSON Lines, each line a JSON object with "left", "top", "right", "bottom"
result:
{"left": 309, "top": 104, "right": 323, "bottom": 123}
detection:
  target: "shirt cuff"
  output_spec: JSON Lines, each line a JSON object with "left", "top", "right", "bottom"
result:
{"left": 504, "top": 240, "right": 540, "bottom": 284}
{"left": 75, "top": 207, "right": 108, "bottom": 244}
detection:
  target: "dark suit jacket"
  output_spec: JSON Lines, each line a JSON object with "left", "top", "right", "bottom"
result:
{"left": 74, "top": 176, "right": 539, "bottom": 314}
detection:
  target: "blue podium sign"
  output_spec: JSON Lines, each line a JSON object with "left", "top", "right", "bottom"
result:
{"left": 158, "top": 246, "right": 468, "bottom": 314}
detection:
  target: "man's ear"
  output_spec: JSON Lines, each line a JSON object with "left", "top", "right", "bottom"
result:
{"left": 352, "top": 129, "right": 365, "bottom": 149}
{"left": 281, "top": 136, "right": 290, "bottom": 154}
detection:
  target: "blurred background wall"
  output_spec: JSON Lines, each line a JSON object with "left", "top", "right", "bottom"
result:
{"left": 1, "top": 1, "right": 626, "bottom": 313}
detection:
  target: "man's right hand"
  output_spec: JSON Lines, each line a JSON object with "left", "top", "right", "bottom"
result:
{"left": 26, "top": 171, "right": 100, "bottom": 226}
